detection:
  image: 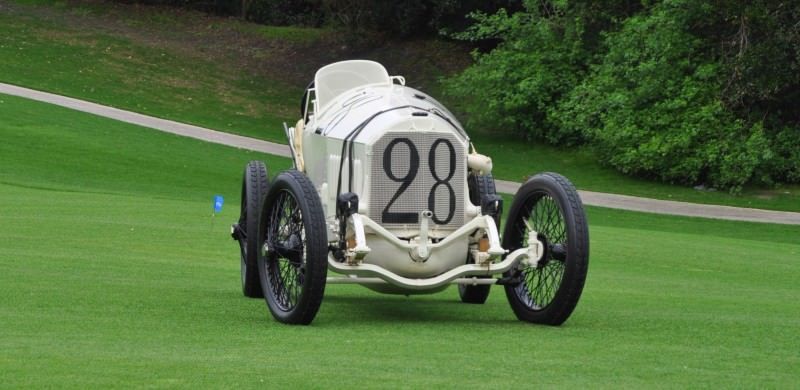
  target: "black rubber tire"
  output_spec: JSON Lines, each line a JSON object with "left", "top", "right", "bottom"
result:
{"left": 458, "top": 174, "right": 498, "bottom": 304}
{"left": 257, "top": 170, "right": 327, "bottom": 325}
{"left": 502, "top": 172, "right": 589, "bottom": 325}
{"left": 236, "top": 161, "right": 269, "bottom": 298}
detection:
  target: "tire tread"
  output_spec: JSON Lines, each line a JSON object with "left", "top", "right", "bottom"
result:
{"left": 259, "top": 170, "right": 327, "bottom": 325}
{"left": 503, "top": 172, "right": 589, "bottom": 325}
{"left": 240, "top": 161, "right": 269, "bottom": 298}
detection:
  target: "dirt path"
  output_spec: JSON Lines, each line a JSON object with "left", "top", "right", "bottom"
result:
{"left": 3, "top": 82, "right": 799, "bottom": 225}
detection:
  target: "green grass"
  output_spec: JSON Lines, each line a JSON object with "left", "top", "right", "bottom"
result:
{"left": 2, "top": 94, "right": 800, "bottom": 387}
{"left": 0, "top": 94, "right": 291, "bottom": 199}
{"left": 0, "top": 5, "right": 297, "bottom": 143}
{"left": 246, "top": 25, "right": 332, "bottom": 44}
{"left": 0, "top": 0, "right": 798, "bottom": 213}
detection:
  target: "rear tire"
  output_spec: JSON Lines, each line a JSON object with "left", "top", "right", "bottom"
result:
{"left": 234, "top": 161, "right": 269, "bottom": 298}
{"left": 458, "top": 174, "right": 498, "bottom": 304}
{"left": 257, "top": 170, "right": 327, "bottom": 325}
{"left": 502, "top": 172, "right": 589, "bottom": 325}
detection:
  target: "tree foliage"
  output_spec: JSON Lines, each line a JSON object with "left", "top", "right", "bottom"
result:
{"left": 446, "top": 0, "right": 800, "bottom": 190}
{"left": 319, "top": 0, "right": 518, "bottom": 36}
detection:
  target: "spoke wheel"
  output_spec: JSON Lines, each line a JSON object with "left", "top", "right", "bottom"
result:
{"left": 502, "top": 172, "right": 589, "bottom": 325}
{"left": 265, "top": 191, "right": 305, "bottom": 311}
{"left": 257, "top": 170, "right": 327, "bottom": 325}
{"left": 233, "top": 161, "right": 269, "bottom": 298}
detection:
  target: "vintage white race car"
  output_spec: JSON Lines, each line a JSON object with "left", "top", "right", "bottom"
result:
{"left": 232, "top": 60, "right": 589, "bottom": 325}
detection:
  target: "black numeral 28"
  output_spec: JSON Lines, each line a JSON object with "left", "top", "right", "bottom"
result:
{"left": 382, "top": 138, "right": 456, "bottom": 224}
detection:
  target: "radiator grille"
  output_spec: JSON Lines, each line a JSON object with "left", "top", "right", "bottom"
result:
{"left": 370, "top": 131, "right": 465, "bottom": 229}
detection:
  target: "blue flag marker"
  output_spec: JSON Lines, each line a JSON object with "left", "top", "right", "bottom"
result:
{"left": 213, "top": 195, "right": 224, "bottom": 214}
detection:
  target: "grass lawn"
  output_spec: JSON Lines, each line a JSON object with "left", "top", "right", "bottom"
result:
{"left": 0, "top": 1, "right": 299, "bottom": 143}
{"left": 2, "top": 0, "right": 799, "bottom": 212}
{"left": 2, "top": 94, "right": 799, "bottom": 387}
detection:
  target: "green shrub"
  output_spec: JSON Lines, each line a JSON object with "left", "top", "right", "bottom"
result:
{"left": 444, "top": 4, "right": 589, "bottom": 144}
{"left": 556, "top": 2, "right": 771, "bottom": 190}
{"left": 447, "top": 0, "right": 800, "bottom": 191}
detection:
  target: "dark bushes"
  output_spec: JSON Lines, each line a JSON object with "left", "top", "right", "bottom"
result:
{"left": 445, "top": 0, "right": 799, "bottom": 191}
{"left": 114, "top": 0, "right": 519, "bottom": 36}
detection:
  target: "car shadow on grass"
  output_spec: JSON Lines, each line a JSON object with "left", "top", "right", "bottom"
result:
{"left": 317, "top": 294, "right": 520, "bottom": 326}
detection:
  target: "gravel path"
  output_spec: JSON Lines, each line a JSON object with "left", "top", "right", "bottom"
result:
{"left": 3, "top": 82, "right": 799, "bottom": 225}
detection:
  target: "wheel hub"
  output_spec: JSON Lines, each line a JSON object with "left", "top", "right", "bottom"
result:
{"left": 550, "top": 243, "right": 567, "bottom": 262}
{"left": 270, "top": 233, "right": 303, "bottom": 264}
{"left": 536, "top": 233, "right": 550, "bottom": 268}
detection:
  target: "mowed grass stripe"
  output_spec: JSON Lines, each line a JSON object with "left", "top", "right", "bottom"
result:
{"left": 0, "top": 93, "right": 291, "bottom": 200}
{"left": 2, "top": 184, "right": 798, "bottom": 387}
{"left": 1, "top": 96, "right": 799, "bottom": 387}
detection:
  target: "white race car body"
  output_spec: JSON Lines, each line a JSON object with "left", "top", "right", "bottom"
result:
{"left": 289, "top": 60, "right": 515, "bottom": 292}
{"left": 235, "top": 60, "right": 588, "bottom": 325}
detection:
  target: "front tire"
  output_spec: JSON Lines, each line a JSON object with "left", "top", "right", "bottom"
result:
{"left": 502, "top": 172, "right": 589, "bottom": 325}
{"left": 257, "top": 170, "right": 327, "bottom": 325}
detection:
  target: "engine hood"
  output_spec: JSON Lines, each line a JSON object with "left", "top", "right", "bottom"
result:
{"left": 309, "top": 84, "right": 468, "bottom": 146}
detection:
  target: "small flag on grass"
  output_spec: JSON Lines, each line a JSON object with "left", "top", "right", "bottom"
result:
{"left": 213, "top": 195, "right": 224, "bottom": 214}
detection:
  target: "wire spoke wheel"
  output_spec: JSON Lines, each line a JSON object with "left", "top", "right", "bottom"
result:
{"left": 257, "top": 170, "right": 327, "bottom": 325}
{"left": 502, "top": 173, "right": 589, "bottom": 325}
{"left": 514, "top": 195, "right": 567, "bottom": 309}
{"left": 265, "top": 191, "right": 306, "bottom": 311}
